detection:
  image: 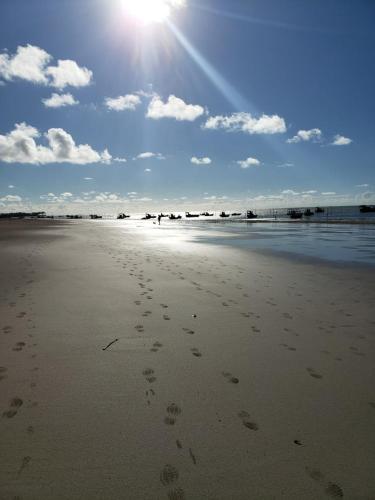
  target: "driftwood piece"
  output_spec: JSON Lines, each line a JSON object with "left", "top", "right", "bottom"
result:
{"left": 102, "top": 338, "right": 119, "bottom": 351}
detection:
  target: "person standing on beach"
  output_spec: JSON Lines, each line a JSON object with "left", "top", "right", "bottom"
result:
{"left": 158, "top": 214, "right": 161, "bottom": 225}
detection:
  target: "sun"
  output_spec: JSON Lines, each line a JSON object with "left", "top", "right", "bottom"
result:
{"left": 122, "top": 0, "right": 174, "bottom": 24}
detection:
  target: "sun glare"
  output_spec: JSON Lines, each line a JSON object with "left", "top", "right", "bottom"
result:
{"left": 122, "top": 0, "right": 173, "bottom": 24}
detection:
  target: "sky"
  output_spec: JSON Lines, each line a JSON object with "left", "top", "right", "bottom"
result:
{"left": 0, "top": 0, "right": 374, "bottom": 214}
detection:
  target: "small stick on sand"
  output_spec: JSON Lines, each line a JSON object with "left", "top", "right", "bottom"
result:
{"left": 102, "top": 338, "right": 119, "bottom": 351}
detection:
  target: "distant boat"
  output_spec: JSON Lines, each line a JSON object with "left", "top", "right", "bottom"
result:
{"left": 219, "top": 211, "right": 230, "bottom": 218}
{"left": 117, "top": 213, "right": 130, "bottom": 219}
{"left": 287, "top": 209, "right": 303, "bottom": 219}
{"left": 90, "top": 214, "right": 102, "bottom": 219}
{"left": 185, "top": 212, "right": 199, "bottom": 218}
{"left": 231, "top": 212, "right": 242, "bottom": 216}
{"left": 359, "top": 205, "right": 375, "bottom": 213}
{"left": 315, "top": 207, "right": 325, "bottom": 213}
{"left": 303, "top": 209, "right": 314, "bottom": 216}
{"left": 200, "top": 212, "right": 214, "bottom": 216}
{"left": 169, "top": 214, "right": 182, "bottom": 220}
{"left": 160, "top": 213, "right": 168, "bottom": 217}
{"left": 246, "top": 210, "right": 258, "bottom": 219}
{"left": 142, "top": 213, "right": 156, "bottom": 220}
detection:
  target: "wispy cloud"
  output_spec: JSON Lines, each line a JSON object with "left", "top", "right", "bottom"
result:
{"left": 104, "top": 94, "right": 141, "bottom": 111}
{"left": 135, "top": 152, "right": 165, "bottom": 160}
{"left": 203, "top": 112, "right": 286, "bottom": 135}
{"left": 42, "top": 92, "right": 78, "bottom": 108}
{"left": 0, "top": 45, "right": 93, "bottom": 89}
{"left": 147, "top": 94, "right": 204, "bottom": 121}
{"left": 191, "top": 156, "right": 211, "bottom": 165}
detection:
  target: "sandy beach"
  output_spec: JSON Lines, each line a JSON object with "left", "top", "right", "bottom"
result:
{"left": 0, "top": 219, "right": 374, "bottom": 500}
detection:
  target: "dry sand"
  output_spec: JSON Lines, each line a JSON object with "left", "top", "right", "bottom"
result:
{"left": 0, "top": 219, "right": 374, "bottom": 500}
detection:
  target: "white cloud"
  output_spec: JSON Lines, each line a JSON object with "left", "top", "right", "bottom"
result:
{"left": 237, "top": 157, "right": 260, "bottom": 169}
{"left": 0, "top": 45, "right": 51, "bottom": 84}
{"left": 0, "top": 122, "right": 112, "bottom": 165}
{"left": 321, "top": 191, "right": 336, "bottom": 195}
{"left": 144, "top": 168, "right": 151, "bottom": 172}
{"left": 287, "top": 128, "right": 322, "bottom": 143}
{"left": 0, "top": 45, "right": 92, "bottom": 89}
{"left": 8, "top": 185, "right": 15, "bottom": 188}
{"left": 302, "top": 190, "right": 317, "bottom": 194}
{"left": 84, "top": 177, "right": 93, "bottom": 180}
{"left": 191, "top": 156, "right": 211, "bottom": 165}
{"left": 147, "top": 94, "right": 204, "bottom": 121}
{"left": 105, "top": 94, "right": 141, "bottom": 111}
{"left": 203, "top": 112, "right": 286, "bottom": 135}
{"left": 113, "top": 157, "right": 127, "bottom": 163}
{"left": 331, "top": 134, "right": 352, "bottom": 146}
{"left": 46, "top": 60, "right": 92, "bottom": 89}
{"left": 42, "top": 92, "right": 78, "bottom": 108}
{"left": 136, "top": 152, "right": 165, "bottom": 160}
{"left": 356, "top": 184, "right": 369, "bottom": 188}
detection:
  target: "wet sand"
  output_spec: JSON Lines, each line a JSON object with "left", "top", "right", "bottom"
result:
{"left": 0, "top": 219, "right": 374, "bottom": 499}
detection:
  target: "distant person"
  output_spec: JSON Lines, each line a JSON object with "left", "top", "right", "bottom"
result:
{"left": 158, "top": 214, "right": 161, "bottom": 225}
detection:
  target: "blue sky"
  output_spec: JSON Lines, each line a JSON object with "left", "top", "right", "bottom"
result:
{"left": 0, "top": 0, "right": 374, "bottom": 214}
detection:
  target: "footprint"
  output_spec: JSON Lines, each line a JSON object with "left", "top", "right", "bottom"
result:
{"left": 151, "top": 341, "right": 163, "bottom": 353}
{"left": 306, "top": 367, "right": 323, "bottom": 379}
{"left": 167, "top": 488, "right": 185, "bottom": 500}
{"left": 160, "top": 304, "right": 168, "bottom": 309}
{"left": 163, "top": 315, "right": 171, "bottom": 321}
{"left": 222, "top": 372, "right": 239, "bottom": 384}
{"left": 190, "top": 347, "right": 202, "bottom": 358}
{"left": 135, "top": 324, "right": 144, "bottom": 333}
{"left": 238, "top": 410, "right": 259, "bottom": 431}
{"left": 160, "top": 465, "right": 179, "bottom": 486}
{"left": 182, "top": 328, "right": 195, "bottom": 335}
{"left": 167, "top": 403, "right": 182, "bottom": 416}
{"left": 305, "top": 467, "right": 343, "bottom": 498}
{"left": 142, "top": 368, "right": 156, "bottom": 383}
{"left": 134, "top": 300, "right": 141, "bottom": 305}
{"left": 325, "top": 483, "right": 344, "bottom": 498}
{"left": 283, "top": 312, "right": 293, "bottom": 320}
{"left": 280, "top": 343, "right": 296, "bottom": 352}
{"left": 10, "top": 397, "right": 23, "bottom": 408}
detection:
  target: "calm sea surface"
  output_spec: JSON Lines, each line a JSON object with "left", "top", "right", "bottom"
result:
{"left": 174, "top": 221, "right": 375, "bottom": 267}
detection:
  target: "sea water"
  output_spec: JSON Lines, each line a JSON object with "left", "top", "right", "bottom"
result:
{"left": 179, "top": 221, "right": 375, "bottom": 267}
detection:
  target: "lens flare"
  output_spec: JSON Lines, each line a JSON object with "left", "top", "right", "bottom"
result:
{"left": 122, "top": 0, "right": 180, "bottom": 24}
